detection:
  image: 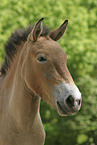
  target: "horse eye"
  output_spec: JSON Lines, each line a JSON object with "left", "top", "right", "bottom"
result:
{"left": 37, "top": 56, "right": 47, "bottom": 62}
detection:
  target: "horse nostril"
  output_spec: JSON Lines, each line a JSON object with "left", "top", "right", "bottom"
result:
{"left": 65, "top": 95, "right": 81, "bottom": 109}
{"left": 66, "top": 95, "right": 74, "bottom": 107}
{"left": 76, "top": 99, "right": 81, "bottom": 106}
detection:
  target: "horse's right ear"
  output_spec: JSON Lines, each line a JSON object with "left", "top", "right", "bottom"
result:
{"left": 27, "top": 17, "right": 44, "bottom": 42}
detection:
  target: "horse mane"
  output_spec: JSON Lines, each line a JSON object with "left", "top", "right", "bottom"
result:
{"left": 1, "top": 25, "right": 50, "bottom": 75}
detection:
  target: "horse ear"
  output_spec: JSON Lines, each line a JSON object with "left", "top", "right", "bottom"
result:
{"left": 49, "top": 20, "right": 68, "bottom": 41}
{"left": 28, "top": 17, "right": 44, "bottom": 42}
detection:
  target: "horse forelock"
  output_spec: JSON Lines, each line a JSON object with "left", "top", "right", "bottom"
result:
{"left": 1, "top": 25, "right": 50, "bottom": 76}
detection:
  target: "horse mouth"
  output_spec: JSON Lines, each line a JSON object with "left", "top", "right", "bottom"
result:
{"left": 56, "top": 101, "right": 78, "bottom": 116}
{"left": 56, "top": 101, "right": 69, "bottom": 116}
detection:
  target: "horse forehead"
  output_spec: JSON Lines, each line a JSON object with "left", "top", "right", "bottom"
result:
{"left": 39, "top": 37, "right": 61, "bottom": 48}
{"left": 36, "top": 37, "right": 65, "bottom": 55}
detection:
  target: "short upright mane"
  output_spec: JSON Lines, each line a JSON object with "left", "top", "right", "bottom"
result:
{"left": 1, "top": 25, "right": 50, "bottom": 75}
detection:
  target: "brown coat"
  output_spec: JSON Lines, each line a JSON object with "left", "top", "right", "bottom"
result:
{"left": 0, "top": 18, "right": 81, "bottom": 145}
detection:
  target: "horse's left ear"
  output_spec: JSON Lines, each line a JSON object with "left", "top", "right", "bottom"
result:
{"left": 49, "top": 20, "right": 68, "bottom": 41}
{"left": 28, "top": 17, "right": 44, "bottom": 42}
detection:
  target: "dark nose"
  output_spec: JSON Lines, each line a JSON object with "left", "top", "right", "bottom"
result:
{"left": 65, "top": 95, "right": 81, "bottom": 109}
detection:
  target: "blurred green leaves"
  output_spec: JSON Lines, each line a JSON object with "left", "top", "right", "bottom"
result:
{"left": 77, "top": 134, "right": 88, "bottom": 144}
{"left": 0, "top": 0, "right": 97, "bottom": 144}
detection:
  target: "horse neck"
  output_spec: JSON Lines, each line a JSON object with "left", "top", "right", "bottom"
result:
{"left": 1, "top": 43, "right": 41, "bottom": 131}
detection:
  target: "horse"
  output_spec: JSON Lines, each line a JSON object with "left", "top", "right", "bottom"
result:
{"left": 0, "top": 18, "right": 81, "bottom": 145}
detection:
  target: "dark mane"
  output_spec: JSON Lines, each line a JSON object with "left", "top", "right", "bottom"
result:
{"left": 1, "top": 25, "right": 50, "bottom": 75}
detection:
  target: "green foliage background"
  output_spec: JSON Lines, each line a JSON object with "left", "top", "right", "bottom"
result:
{"left": 0, "top": 0, "right": 97, "bottom": 144}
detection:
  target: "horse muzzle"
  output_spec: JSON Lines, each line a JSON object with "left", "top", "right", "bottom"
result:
{"left": 54, "top": 83, "right": 82, "bottom": 116}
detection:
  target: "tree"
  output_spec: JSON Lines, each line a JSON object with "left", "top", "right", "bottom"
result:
{"left": 0, "top": 0, "right": 97, "bottom": 144}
